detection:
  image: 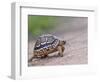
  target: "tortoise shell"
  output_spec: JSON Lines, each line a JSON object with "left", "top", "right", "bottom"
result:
{"left": 34, "top": 34, "right": 59, "bottom": 51}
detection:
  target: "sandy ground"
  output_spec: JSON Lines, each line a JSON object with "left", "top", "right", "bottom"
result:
{"left": 28, "top": 17, "right": 88, "bottom": 66}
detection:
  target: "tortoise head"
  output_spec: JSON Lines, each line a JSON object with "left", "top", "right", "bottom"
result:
{"left": 60, "top": 40, "right": 66, "bottom": 45}
{"left": 62, "top": 40, "right": 66, "bottom": 45}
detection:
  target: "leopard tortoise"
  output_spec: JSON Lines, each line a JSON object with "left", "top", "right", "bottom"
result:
{"left": 29, "top": 34, "right": 66, "bottom": 62}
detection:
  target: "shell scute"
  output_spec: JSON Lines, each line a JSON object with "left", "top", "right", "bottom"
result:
{"left": 34, "top": 34, "right": 59, "bottom": 50}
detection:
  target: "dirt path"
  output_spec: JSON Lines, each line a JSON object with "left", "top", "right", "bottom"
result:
{"left": 28, "top": 29, "right": 87, "bottom": 66}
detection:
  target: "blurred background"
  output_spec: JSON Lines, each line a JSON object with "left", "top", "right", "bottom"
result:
{"left": 28, "top": 15, "right": 58, "bottom": 41}
{"left": 28, "top": 15, "right": 88, "bottom": 66}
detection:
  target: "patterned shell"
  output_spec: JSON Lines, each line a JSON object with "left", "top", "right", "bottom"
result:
{"left": 34, "top": 34, "right": 59, "bottom": 50}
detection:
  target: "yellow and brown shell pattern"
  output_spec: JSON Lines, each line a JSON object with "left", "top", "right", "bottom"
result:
{"left": 34, "top": 34, "right": 60, "bottom": 57}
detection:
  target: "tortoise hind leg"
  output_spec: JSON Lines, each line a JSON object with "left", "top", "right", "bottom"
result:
{"left": 57, "top": 46, "right": 64, "bottom": 57}
{"left": 28, "top": 56, "right": 34, "bottom": 62}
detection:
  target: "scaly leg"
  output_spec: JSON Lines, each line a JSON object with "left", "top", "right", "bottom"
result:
{"left": 62, "top": 46, "right": 65, "bottom": 53}
{"left": 57, "top": 46, "right": 63, "bottom": 57}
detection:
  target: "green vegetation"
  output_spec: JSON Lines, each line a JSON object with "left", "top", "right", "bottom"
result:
{"left": 28, "top": 15, "right": 57, "bottom": 36}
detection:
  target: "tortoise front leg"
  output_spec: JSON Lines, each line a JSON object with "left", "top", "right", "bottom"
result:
{"left": 62, "top": 46, "right": 65, "bottom": 53}
{"left": 57, "top": 46, "right": 63, "bottom": 57}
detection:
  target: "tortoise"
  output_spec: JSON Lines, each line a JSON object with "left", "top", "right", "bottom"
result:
{"left": 29, "top": 34, "right": 66, "bottom": 62}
